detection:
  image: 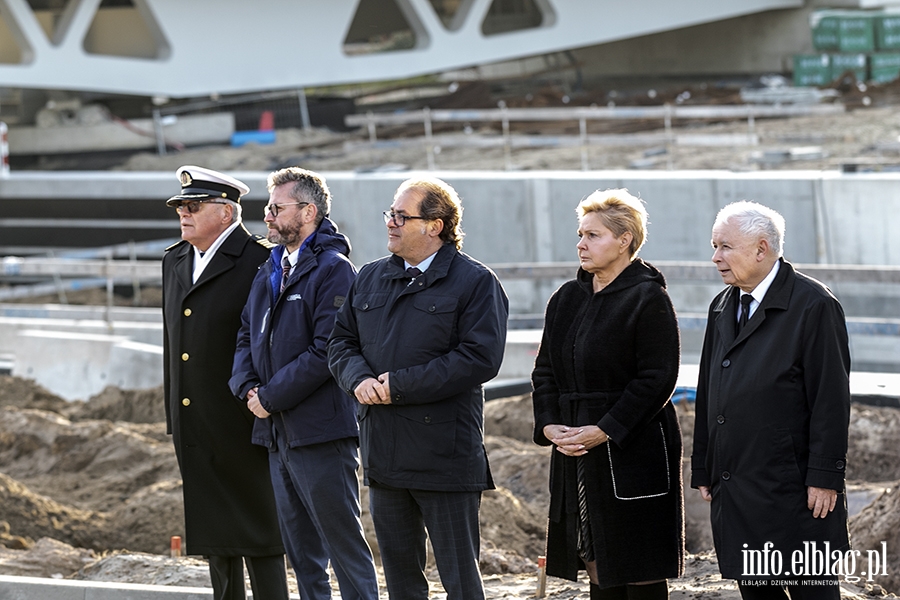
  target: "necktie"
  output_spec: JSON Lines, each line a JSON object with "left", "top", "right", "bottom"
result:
{"left": 738, "top": 293, "right": 753, "bottom": 332}
{"left": 280, "top": 255, "right": 291, "bottom": 293}
{"left": 406, "top": 266, "right": 422, "bottom": 280}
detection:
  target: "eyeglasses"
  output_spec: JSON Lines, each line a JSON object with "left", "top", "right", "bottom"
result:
{"left": 383, "top": 211, "right": 428, "bottom": 227}
{"left": 174, "top": 200, "right": 228, "bottom": 214}
{"left": 265, "top": 202, "right": 309, "bottom": 218}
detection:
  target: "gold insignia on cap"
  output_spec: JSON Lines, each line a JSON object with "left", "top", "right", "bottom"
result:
{"left": 180, "top": 171, "right": 193, "bottom": 187}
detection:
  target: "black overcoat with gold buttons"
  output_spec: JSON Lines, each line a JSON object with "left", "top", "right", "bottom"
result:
{"left": 691, "top": 258, "right": 851, "bottom": 580}
{"left": 162, "top": 225, "right": 283, "bottom": 557}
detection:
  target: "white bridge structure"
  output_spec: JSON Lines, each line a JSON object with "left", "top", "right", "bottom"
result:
{"left": 0, "top": 0, "right": 820, "bottom": 98}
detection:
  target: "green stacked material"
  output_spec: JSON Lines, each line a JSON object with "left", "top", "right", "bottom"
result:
{"left": 837, "top": 14, "right": 876, "bottom": 52}
{"left": 875, "top": 14, "right": 900, "bottom": 50}
{"left": 812, "top": 13, "right": 840, "bottom": 50}
{"left": 801, "top": 10, "right": 900, "bottom": 84}
{"left": 830, "top": 53, "right": 868, "bottom": 81}
{"left": 793, "top": 54, "right": 831, "bottom": 86}
{"left": 870, "top": 52, "right": 900, "bottom": 82}
{"left": 812, "top": 11, "right": 876, "bottom": 52}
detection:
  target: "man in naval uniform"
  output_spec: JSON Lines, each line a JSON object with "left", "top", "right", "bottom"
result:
{"left": 162, "top": 165, "right": 288, "bottom": 600}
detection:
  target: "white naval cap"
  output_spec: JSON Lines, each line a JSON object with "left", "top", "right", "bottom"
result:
{"left": 166, "top": 165, "right": 250, "bottom": 206}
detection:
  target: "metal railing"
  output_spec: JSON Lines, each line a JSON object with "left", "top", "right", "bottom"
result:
{"left": 5, "top": 256, "right": 899, "bottom": 300}
{"left": 345, "top": 103, "right": 846, "bottom": 170}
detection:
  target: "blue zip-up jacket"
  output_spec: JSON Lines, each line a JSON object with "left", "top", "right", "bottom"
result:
{"left": 230, "top": 217, "right": 359, "bottom": 449}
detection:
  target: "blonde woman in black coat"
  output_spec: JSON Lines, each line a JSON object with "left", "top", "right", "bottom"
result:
{"left": 532, "top": 189, "right": 684, "bottom": 600}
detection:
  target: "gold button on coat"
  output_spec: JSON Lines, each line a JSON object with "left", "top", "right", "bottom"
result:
{"left": 181, "top": 353, "right": 189, "bottom": 361}
{"left": 183, "top": 308, "right": 192, "bottom": 316}
{"left": 182, "top": 398, "right": 190, "bottom": 406}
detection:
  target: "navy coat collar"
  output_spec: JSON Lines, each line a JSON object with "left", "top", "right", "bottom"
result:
{"left": 382, "top": 243, "right": 456, "bottom": 286}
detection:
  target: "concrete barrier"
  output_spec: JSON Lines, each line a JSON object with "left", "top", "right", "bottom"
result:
{"left": 2, "top": 170, "right": 900, "bottom": 267}
{"left": 0, "top": 575, "right": 213, "bottom": 600}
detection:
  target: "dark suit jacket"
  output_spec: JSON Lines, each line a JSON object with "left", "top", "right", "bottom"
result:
{"left": 328, "top": 243, "right": 509, "bottom": 492}
{"left": 691, "top": 258, "right": 851, "bottom": 579}
{"left": 162, "top": 224, "right": 283, "bottom": 556}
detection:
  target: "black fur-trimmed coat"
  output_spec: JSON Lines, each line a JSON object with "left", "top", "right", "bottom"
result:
{"left": 532, "top": 259, "right": 684, "bottom": 586}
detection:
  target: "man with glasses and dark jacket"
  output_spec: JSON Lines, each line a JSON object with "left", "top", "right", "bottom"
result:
{"left": 230, "top": 167, "right": 378, "bottom": 600}
{"left": 328, "top": 176, "right": 509, "bottom": 600}
{"left": 162, "top": 165, "right": 288, "bottom": 600}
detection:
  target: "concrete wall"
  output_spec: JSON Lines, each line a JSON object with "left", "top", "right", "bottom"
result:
{"left": 262, "top": 171, "right": 898, "bottom": 268}
{"left": 0, "top": 305, "right": 163, "bottom": 401}
{"left": 3, "top": 168, "right": 898, "bottom": 269}
{"left": 279, "top": 171, "right": 900, "bottom": 317}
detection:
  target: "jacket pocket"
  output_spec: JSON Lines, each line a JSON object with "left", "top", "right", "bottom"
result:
{"left": 772, "top": 428, "right": 805, "bottom": 488}
{"left": 352, "top": 292, "right": 389, "bottom": 346}
{"left": 410, "top": 295, "right": 458, "bottom": 347}
{"left": 393, "top": 403, "right": 457, "bottom": 475}
{"left": 607, "top": 422, "right": 670, "bottom": 500}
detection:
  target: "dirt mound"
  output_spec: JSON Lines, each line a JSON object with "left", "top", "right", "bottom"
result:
{"left": 0, "top": 388, "right": 550, "bottom": 571}
{"left": 74, "top": 385, "right": 166, "bottom": 424}
{"left": 3, "top": 375, "right": 166, "bottom": 425}
{"left": 0, "top": 375, "right": 69, "bottom": 414}
{"left": 0, "top": 472, "right": 107, "bottom": 550}
{"left": 484, "top": 435, "right": 551, "bottom": 513}
{"left": 73, "top": 551, "right": 210, "bottom": 587}
{"left": 479, "top": 487, "right": 545, "bottom": 570}
{"left": 485, "top": 394, "right": 535, "bottom": 444}
{"left": 107, "top": 479, "right": 185, "bottom": 555}
{"left": 849, "top": 484, "right": 900, "bottom": 595}
{"left": 847, "top": 405, "right": 900, "bottom": 482}
{"left": 0, "top": 537, "right": 95, "bottom": 578}
{"left": 0, "top": 406, "right": 178, "bottom": 512}
{"left": 0, "top": 374, "right": 897, "bottom": 593}
{"left": 0, "top": 404, "right": 183, "bottom": 554}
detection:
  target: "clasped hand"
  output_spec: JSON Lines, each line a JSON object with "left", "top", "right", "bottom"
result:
{"left": 354, "top": 373, "right": 392, "bottom": 405}
{"left": 544, "top": 424, "right": 609, "bottom": 456}
{"left": 246, "top": 387, "right": 271, "bottom": 419}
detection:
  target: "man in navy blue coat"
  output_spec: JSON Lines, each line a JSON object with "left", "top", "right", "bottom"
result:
{"left": 328, "top": 177, "right": 509, "bottom": 600}
{"left": 230, "top": 167, "right": 378, "bottom": 600}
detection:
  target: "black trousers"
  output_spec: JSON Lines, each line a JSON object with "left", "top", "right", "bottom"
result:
{"left": 207, "top": 554, "right": 289, "bottom": 600}
{"left": 738, "top": 578, "right": 840, "bottom": 600}
{"left": 369, "top": 482, "right": 484, "bottom": 600}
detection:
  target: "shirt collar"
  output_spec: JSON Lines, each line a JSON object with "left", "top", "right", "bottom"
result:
{"left": 281, "top": 231, "right": 316, "bottom": 269}
{"left": 405, "top": 250, "right": 438, "bottom": 273}
{"left": 738, "top": 259, "right": 780, "bottom": 320}
{"left": 191, "top": 219, "right": 241, "bottom": 283}
{"left": 194, "top": 219, "right": 240, "bottom": 261}
{"left": 747, "top": 259, "right": 780, "bottom": 305}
